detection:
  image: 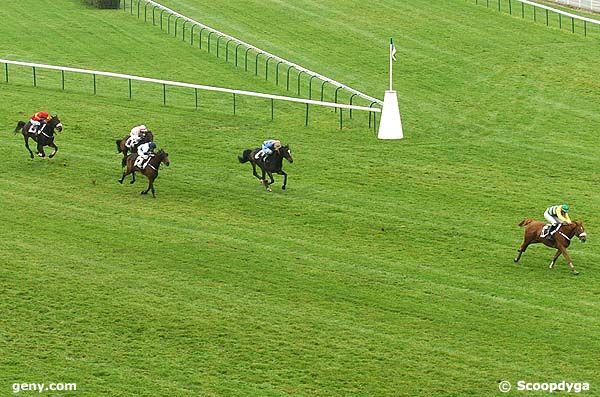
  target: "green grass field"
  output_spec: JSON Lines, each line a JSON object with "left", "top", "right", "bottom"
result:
{"left": 1, "top": 0, "right": 600, "bottom": 396}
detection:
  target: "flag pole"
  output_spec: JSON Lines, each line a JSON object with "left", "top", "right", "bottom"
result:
{"left": 389, "top": 38, "right": 393, "bottom": 91}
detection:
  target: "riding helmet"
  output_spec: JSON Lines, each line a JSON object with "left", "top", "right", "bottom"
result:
{"left": 562, "top": 204, "right": 570, "bottom": 212}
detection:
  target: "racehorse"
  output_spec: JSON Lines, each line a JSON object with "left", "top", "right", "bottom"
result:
{"left": 514, "top": 219, "right": 587, "bottom": 275}
{"left": 14, "top": 116, "right": 64, "bottom": 159}
{"left": 115, "top": 130, "right": 154, "bottom": 167}
{"left": 118, "top": 149, "right": 170, "bottom": 198}
{"left": 238, "top": 145, "right": 293, "bottom": 191}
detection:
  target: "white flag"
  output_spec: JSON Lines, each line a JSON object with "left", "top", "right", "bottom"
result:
{"left": 390, "top": 39, "right": 397, "bottom": 62}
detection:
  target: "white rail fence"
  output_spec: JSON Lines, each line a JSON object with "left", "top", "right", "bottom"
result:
{"left": 470, "top": 0, "right": 600, "bottom": 35}
{"left": 550, "top": 0, "right": 600, "bottom": 12}
{"left": 0, "top": 59, "right": 381, "bottom": 130}
{"left": 123, "top": 0, "right": 383, "bottom": 108}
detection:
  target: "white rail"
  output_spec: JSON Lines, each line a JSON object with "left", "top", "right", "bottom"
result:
{"left": 519, "top": 0, "right": 600, "bottom": 24}
{"left": 0, "top": 59, "right": 381, "bottom": 113}
{"left": 136, "top": 0, "right": 384, "bottom": 106}
{"left": 548, "top": 0, "right": 600, "bottom": 13}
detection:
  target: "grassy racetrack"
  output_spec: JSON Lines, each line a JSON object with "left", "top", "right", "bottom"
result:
{"left": 1, "top": 0, "right": 600, "bottom": 396}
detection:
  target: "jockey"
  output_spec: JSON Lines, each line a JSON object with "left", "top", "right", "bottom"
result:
{"left": 543, "top": 204, "right": 572, "bottom": 236}
{"left": 29, "top": 111, "right": 51, "bottom": 133}
{"left": 126, "top": 124, "right": 148, "bottom": 148}
{"left": 256, "top": 139, "right": 282, "bottom": 160}
{"left": 135, "top": 141, "right": 156, "bottom": 169}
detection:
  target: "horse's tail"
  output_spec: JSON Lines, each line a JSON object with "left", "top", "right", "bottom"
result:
{"left": 14, "top": 121, "right": 25, "bottom": 134}
{"left": 116, "top": 139, "right": 123, "bottom": 153}
{"left": 518, "top": 218, "right": 535, "bottom": 227}
{"left": 238, "top": 149, "right": 252, "bottom": 163}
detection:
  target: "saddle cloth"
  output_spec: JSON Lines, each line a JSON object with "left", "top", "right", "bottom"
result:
{"left": 135, "top": 155, "right": 153, "bottom": 169}
{"left": 540, "top": 224, "right": 561, "bottom": 238}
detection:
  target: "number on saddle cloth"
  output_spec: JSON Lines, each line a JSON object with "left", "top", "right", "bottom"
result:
{"left": 541, "top": 224, "right": 560, "bottom": 238}
{"left": 28, "top": 123, "right": 39, "bottom": 134}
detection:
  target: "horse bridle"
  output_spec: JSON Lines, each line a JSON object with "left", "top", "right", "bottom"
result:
{"left": 558, "top": 227, "right": 586, "bottom": 241}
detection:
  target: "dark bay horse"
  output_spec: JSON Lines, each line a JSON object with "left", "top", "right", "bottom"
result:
{"left": 14, "top": 116, "right": 64, "bottom": 158}
{"left": 238, "top": 145, "right": 293, "bottom": 191}
{"left": 115, "top": 130, "right": 154, "bottom": 167}
{"left": 118, "top": 149, "right": 170, "bottom": 197}
{"left": 514, "top": 219, "right": 587, "bottom": 275}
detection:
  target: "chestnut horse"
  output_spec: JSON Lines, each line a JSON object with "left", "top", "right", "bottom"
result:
{"left": 118, "top": 149, "right": 170, "bottom": 197}
{"left": 238, "top": 145, "right": 293, "bottom": 191}
{"left": 514, "top": 219, "right": 587, "bottom": 275}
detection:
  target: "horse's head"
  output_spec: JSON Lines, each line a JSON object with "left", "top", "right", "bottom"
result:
{"left": 158, "top": 149, "right": 170, "bottom": 167}
{"left": 572, "top": 221, "right": 587, "bottom": 242}
{"left": 279, "top": 145, "right": 293, "bottom": 163}
{"left": 145, "top": 130, "right": 154, "bottom": 141}
{"left": 48, "top": 114, "right": 63, "bottom": 132}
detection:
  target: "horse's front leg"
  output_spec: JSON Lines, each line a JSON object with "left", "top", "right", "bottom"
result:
{"left": 23, "top": 135, "right": 34, "bottom": 159}
{"left": 36, "top": 140, "right": 46, "bottom": 158}
{"left": 264, "top": 172, "right": 274, "bottom": 192}
{"left": 279, "top": 170, "right": 288, "bottom": 190}
{"left": 142, "top": 177, "right": 154, "bottom": 197}
{"left": 557, "top": 247, "right": 579, "bottom": 275}
{"left": 549, "top": 250, "right": 561, "bottom": 269}
{"left": 119, "top": 164, "right": 133, "bottom": 184}
{"left": 48, "top": 142, "right": 58, "bottom": 158}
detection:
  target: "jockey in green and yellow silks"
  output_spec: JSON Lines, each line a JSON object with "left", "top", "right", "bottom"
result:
{"left": 543, "top": 204, "right": 572, "bottom": 237}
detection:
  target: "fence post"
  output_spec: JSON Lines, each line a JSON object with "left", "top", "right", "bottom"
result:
{"left": 339, "top": 108, "right": 343, "bottom": 129}
{"left": 233, "top": 93, "right": 236, "bottom": 114}
{"left": 195, "top": 88, "right": 199, "bottom": 110}
{"left": 349, "top": 93, "right": 358, "bottom": 119}
{"left": 265, "top": 56, "right": 273, "bottom": 80}
{"left": 182, "top": 20, "right": 189, "bottom": 41}
{"left": 245, "top": 47, "right": 252, "bottom": 71}
{"left": 305, "top": 103, "right": 309, "bottom": 126}
{"left": 334, "top": 86, "right": 342, "bottom": 112}
{"left": 199, "top": 27, "right": 206, "bottom": 49}
{"left": 320, "top": 81, "right": 328, "bottom": 101}
{"left": 297, "top": 70, "right": 305, "bottom": 95}
{"left": 275, "top": 61, "right": 284, "bottom": 85}
{"left": 571, "top": 17, "right": 575, "bottom": 33}
{"left": 61, "top": 70, "right": 65, "bottom": 90}
{"left": 308, "top": 75, "right": 318, "bottom": 100}
{"left": 160, "top": 10, "right": 165, "bottom": 30}
{"left": 255, "top": 53, "right": 262, "bottom": 76}
{"left": 32, "top": 67, "right": 36, "bottom": 87}
{"left": 217, "top": 35, "right": 223, "bottom": 58}
{"left": 4, "top": 63, "right": 8, "bottom": 83}
{"left": 208, "top": 31, "right": 215, "bottom": 53}
{"left": 93, "top": 74, "right": 97, "bottom": 95}
{"left": 163, "top": 84, "right": 166, "bottom": 105}
{"left": 226, "top": 39, "right": 234, "bottom": 62}
{"left": 235, "top": 43, "right": 243, "bottom": 67}
{"left": 271, "top": 98, "right": 274, "bottom": 121}
{"left": 509, "top": 0, "right": 511, "bottom": 14}
{"left": 128, "top": 79, "right": 132, "bottom": 99}
{"left": 286, "top": 65, "right": 295, "bottom": 91}
{"left": 191, "top": 24, "right": 197, "bottom": 46}
{"left": 167, "top": 13, "right": 173, "bottom": 34}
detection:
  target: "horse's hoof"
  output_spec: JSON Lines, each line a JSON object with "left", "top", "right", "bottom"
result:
{"left": 513, "top": 258, "right": 518, "bottom": 263}
{"left": 118, "top": 179, "right": 123, "bottom": 184}
{"left": 282, "top": 186, "right": 286, "bottom": 190}
{"left": 549, "top": 263, "right": 554, "bottom": 269}
{"left": 49, "top": 154, "right": 55, "bottom": 158}
{"left": 573, "top": 271, "right": 580, "bottom": 276}
{"left": 130, "top": 180, "right": 135, "bottom": 185}
{"left": 141, "top": 191, "right": 147, "bottom": 195}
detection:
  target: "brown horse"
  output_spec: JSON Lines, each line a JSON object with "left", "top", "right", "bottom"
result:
{"left": 115, "top": 130, "right": 154, "bottom": 167}
{"left": 514, "top": 219, "right": 587, "bottom": 275}
{"left": 118, "top": 149, "right": 170, "bottom": 197}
